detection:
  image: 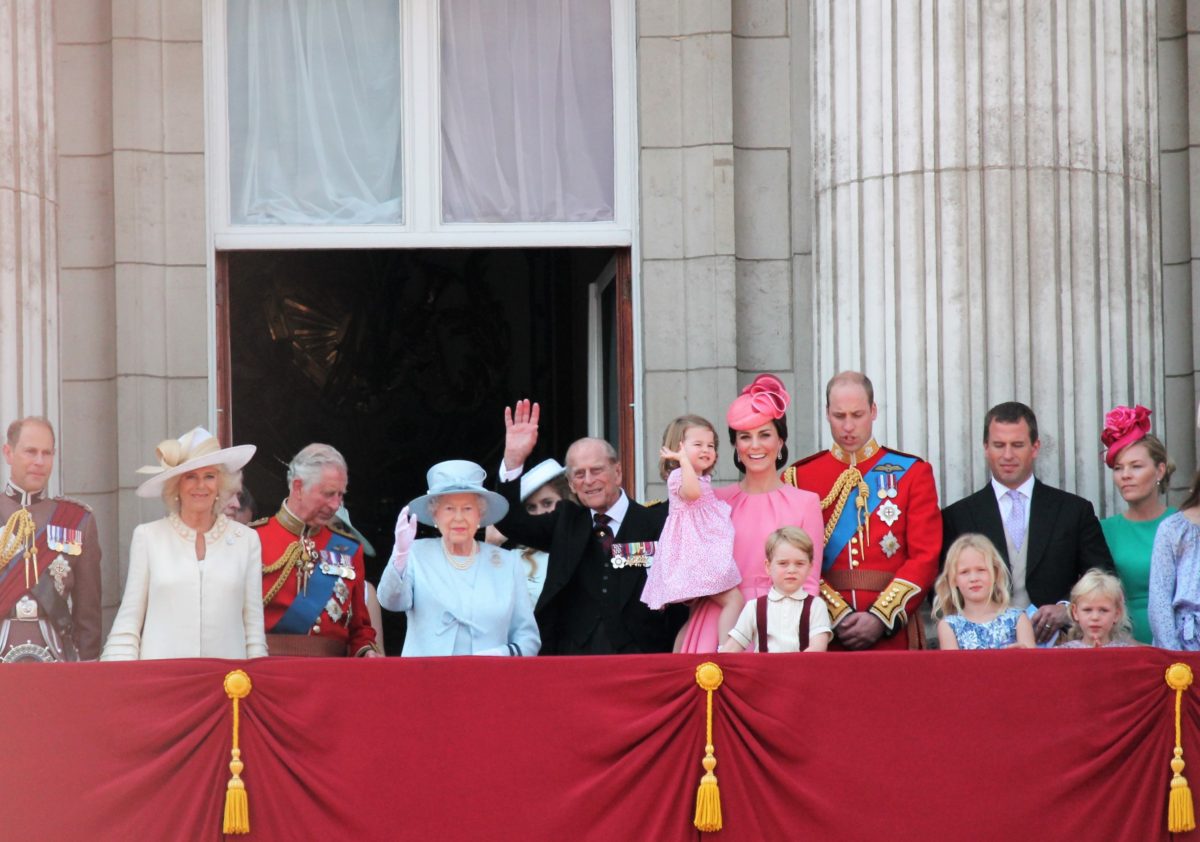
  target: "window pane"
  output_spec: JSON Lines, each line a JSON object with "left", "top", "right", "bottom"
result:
{"left": 227, "top": 0, "right": 403, "bottom": 224}
{"left": 440, "top": 0, "right": 615, "bottom": 223}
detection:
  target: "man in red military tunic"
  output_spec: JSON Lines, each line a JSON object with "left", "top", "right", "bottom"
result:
{"left": 784, "top": 372, "right": 941, "bottom": 650}
{"left": 256, "top": 443, "right": 379, "bottom": 657}
{"left": 0, "top": 417, "right": 101, "bottom": 662}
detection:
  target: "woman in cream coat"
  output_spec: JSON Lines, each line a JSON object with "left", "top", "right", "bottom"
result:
{"left": 379, "top": 460, "right": 539, "bottom": 657}
{"left": 102, "top": 427, "right": 267, "bottom": 660}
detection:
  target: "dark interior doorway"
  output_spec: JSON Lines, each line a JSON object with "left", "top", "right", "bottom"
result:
{"left": 220, "top": 247, "right": 620, "bottom": 652}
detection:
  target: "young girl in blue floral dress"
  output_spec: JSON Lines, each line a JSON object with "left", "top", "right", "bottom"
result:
{"left": 933, "top": 533, "right": 1036, "bottom": 650}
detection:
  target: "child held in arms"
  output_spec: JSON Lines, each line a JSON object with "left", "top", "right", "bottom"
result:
{"left": 720, "top": 526, "right": 831, "bottom": 653}
{"left": 934, "top": 534, "right": 1036, "bottom": 650}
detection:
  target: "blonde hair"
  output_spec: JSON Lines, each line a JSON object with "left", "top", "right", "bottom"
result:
{"left": 1064, "top": 568, "right": 1134, "bottom": 643}
{"left": 658, "top": 414, "right": 719, "bottom": 481}
{"left": 764, "top": 526, "right": 814, "bottom": 563}
{"left": 932, "top": 533, "right": 1011, "bottom": 619}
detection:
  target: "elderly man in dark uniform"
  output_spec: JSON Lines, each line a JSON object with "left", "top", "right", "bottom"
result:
{"left": 495, "top": 400, "right": 685, "bottom": 654}
{"left": 255, "top": 443, "right": 380, "bottom": 657}
{"left": 0, "top": 417, "right": 101, "bottom": 662}
{"left": 784, "top": 372, "right": 942, "bottom": 650}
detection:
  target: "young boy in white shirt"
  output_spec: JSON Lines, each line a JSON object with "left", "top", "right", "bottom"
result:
{"left": 721, "top": 526, "right": 832, "bottom": 652}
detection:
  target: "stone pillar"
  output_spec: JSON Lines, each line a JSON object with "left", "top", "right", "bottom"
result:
{"left": 1157, "top": 1, "right": 1199, "bottom": 501}
{"left": 812, "top": 0, "right": 1162, "bottom": 511}
{"left": 637, "top": 1, "right": 738, "bottom": 498}
{"left": 0, "top": 0, "right": 59, "bottom": 435}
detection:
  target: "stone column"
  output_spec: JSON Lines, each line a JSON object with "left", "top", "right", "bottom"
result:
{"left": 1157, "top": 0, "right": 1199, "bottom": 500}
{"left": 638, "top": 1, "right": 738, "bottom": 499}
{"left": 811, "top": 0, "right": 1162, "bottom": 511}
{"left": 0, "top": 0, "right": 59, "bottom": 435}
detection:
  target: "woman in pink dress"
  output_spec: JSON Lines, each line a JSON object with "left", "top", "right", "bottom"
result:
{"left": 678, "top": 374, "right": 825, "bottom": 653}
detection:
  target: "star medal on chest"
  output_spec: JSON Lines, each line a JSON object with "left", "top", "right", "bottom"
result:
{"left": 611, "top": 541, "right": 655, "bottom": 569}
{"left": 48, "top": 554, "right": 71, "bottom": 597}
{"left": 875, "top": 474, "right": 902, "bottom": 527}
{"left": 879, "top": 532, "right": 901, "bottom": 558}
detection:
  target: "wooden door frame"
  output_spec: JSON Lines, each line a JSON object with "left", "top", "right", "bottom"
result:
{"left": 213, "top": 247, "right": 637, "bottom": 483}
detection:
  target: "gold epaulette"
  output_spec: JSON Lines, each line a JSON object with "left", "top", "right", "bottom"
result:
{"left": 248, "top": 516, "right": 269, "bottom": 529}
{"left": 868, "top": 578, "right": 921, "bottom": 632}
{"left": 643, "top": 498, "right": 664, "bottom": 507}
{"left": 54, "top": 496, "right": 93, "bottom": 513}
{"left": 781, "top": 465, "right": 797, "bottom": 488}
{"left": 818, "top": 579, "right": 851, "bottom": 626}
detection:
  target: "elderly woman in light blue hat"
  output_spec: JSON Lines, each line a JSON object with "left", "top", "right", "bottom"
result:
{"left": 378, "top": 460, "right": 540, "bottom": 656}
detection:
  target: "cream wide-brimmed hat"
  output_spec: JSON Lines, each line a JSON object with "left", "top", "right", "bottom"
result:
{"left": 406, "top": 460, "right": 509, "bottom": 528}
{"left": 519, "top": 458, "right": 566, "bottom": 503}
{"left": 134, "top": 427, "right": 256, "bottom": 499}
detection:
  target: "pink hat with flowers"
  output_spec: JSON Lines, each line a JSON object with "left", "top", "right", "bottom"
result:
{"left": 1100, "top": 405, "right": 1152, "bottom": 468}
{"left": 726, "top": 374, "right": 791, "bottom": 431}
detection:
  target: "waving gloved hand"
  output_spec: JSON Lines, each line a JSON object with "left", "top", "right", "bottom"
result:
{"left": 390, "top": 505, "right": 419, "bottom": 570}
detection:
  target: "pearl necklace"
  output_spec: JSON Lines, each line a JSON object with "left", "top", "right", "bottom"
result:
{"left": 442, "top": 539, "right": 477, "bottom": 570}
{"left": 169, "top": 512, "right": 228, "bottom": 541}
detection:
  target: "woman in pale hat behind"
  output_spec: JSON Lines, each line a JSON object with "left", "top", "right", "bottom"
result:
{"left": 377, "top": 460, "right": 540, "bottom": 656}
{"left": 101, "top": 428, "right": 267, "bottom": 660}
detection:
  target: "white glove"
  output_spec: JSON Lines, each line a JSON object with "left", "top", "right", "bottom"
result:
{"left": 390, "top": 505, "right": 418, "bottom": 570}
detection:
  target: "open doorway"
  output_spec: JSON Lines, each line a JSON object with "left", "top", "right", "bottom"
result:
{"left": 215, "top": 247, "right": 632, "bottom": 651}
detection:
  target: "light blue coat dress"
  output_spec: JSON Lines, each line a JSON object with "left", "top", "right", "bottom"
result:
{"left": 378, "top": 539, "right": 540, "bottom": 657}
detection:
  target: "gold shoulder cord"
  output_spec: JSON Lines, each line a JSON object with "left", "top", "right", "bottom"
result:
{"left": 0, "top": 508, "right": 38, "bottom": 587}
{"left": 820, "top": 467, "right": 870, "bottom": 548}
{"left": 261, "top": 541, "right": 306, "bottom": 606}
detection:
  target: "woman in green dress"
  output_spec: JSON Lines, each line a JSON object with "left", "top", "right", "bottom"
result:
{"left": 1099, "top": 405, "right": 1175, "bottom": 643}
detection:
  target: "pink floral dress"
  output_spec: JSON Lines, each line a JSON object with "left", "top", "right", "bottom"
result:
{"left": 640, "top": 469, "right": 741, "bottom": 610}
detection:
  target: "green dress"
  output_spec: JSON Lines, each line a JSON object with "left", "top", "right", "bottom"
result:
{"left": 1101, "top": 508, "right": 1176, "bottom": 643}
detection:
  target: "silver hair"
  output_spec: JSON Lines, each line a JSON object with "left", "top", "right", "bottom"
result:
{"left": 287, "top": 443, "right": 348, "bottom": 490}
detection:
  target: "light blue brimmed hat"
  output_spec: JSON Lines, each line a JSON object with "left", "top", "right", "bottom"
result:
{"left": 406, "top": 460, "right": 509, "bottom": 527}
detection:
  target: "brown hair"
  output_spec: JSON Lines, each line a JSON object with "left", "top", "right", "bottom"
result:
{"left": 764, "top": 526, "right": 814, "bottom": 563}
{"left": 983, "top": 402, "right": 1039, "bottom": 444}
{"left": 1110, "top": 434, "right": 1176, "bottom": 493}
{"left": 659, "top": 415, "right": 719, "bottom": 481}
{"left": 825, "top": 371, "right": 875, "bottom": 407}
{"left": 6, "top": 416, "right": 55, "bottom": 449}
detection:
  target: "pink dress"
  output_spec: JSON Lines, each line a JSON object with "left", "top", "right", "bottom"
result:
{"left": 678, "top": 482, "right": 825, "bottom": 653}
{"left": 640, "top": 469, "right": 741, "bottom": 609}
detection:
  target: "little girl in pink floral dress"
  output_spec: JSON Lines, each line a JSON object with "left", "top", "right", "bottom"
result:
{"left": 641, "top": 414, "right": 743, "bottom": 650}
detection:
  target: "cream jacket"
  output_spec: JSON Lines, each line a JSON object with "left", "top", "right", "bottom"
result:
{"left": 102, "top": 515, "right": 268, "bottom": 660}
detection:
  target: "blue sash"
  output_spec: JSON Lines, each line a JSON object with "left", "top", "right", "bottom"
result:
{"left": 274, "top": 531, "right": 361, "bottom": 634}
{"left": 822, "top": 453, "right": 918, "bottom": 571}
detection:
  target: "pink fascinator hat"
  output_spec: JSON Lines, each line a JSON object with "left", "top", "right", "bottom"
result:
{"left": 726, "top": 374, "right": 791, "bottom": 431}
{"left": 1100, "top": 405, "right": 1152, "bottom": 468}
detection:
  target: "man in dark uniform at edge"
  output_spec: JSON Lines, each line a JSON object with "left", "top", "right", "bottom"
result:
{"left": 0, "top": 417, "right": 101, "bottom": 662}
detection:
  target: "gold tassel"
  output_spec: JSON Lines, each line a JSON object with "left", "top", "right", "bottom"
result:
{"left": 223, "top": 670, "right": 253, "bottom": 835}
{"left": 1166, "top": 663, "right": 1196, "bottom": 834}
{"left": 693, "top": 662, "right": 724, "bottom": 833}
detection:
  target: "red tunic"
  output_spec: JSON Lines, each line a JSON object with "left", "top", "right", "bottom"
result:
{"left": 784, "top": 440, "right": 941, "bottom": 650}
{"left": 256, "top": 510, "right": 377, "bottom": 656}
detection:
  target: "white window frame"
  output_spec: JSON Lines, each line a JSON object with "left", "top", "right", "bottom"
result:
{"left": 201, "top": 0, "right": 636, "bottom": 249}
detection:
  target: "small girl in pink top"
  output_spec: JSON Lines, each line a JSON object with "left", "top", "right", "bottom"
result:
{"left": 640, "top": 415, "right": 744, "bottom": 650}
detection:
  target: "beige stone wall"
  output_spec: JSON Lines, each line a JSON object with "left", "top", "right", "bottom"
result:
{"left": 1158, "top": 1, "right": 1200, "bottom": 501}
{"left": 54, "top": 3, "right": 208, "bottom": 627}
{"left": 54, "top": 2, "right": 120, "bottom": 621}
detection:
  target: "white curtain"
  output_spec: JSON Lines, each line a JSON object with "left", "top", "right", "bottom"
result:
{"left": 227, "top": 0, "right": 403, "bottom": 225}
{"left": 440, "top": 0, "right": 615, "bottom": 223}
